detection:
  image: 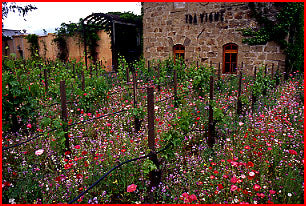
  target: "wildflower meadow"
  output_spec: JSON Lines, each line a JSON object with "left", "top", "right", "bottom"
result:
{"left": 2, "top": 56, "right": 304, "bottom": 204}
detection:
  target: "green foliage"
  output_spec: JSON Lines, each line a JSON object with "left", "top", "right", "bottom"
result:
{"left": 142, "top": 159, "right": 157, "bottom": 175}
{"left": 107, "top": 11, "right": 142, "bottom": 24}
{"left": 252, "top": 65, "right": 275, "bottom": 97}
{"left": 25, "top": 34, "right": 39, "bottom": 58}
{"left": 53, "top": 35, "right": 68, "bottom": 62}
{"left": 241, "top": 2, "right": 304, "bottom": 73}
{"left": 190, "top": 65, "right": 214, "bottom": 96}
{"left": 55, "top": 20, "right": 100, "bottom": 62}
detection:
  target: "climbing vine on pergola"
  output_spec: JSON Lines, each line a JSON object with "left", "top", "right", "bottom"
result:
{"left": 81, "top": 13, "right": 141, "bottom": 71}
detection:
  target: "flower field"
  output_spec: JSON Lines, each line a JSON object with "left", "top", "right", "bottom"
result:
{"left": 2, "top": 56, "right": 304, "bottom": 204}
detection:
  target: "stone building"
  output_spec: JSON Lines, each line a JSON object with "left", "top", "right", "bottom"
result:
{"left": 143, "top": 2, "right": 286, "bottom": 75}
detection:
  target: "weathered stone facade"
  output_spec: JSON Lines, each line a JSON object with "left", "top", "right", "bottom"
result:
{"left": 143, "top": 2, "right": 286, "bottom": 74}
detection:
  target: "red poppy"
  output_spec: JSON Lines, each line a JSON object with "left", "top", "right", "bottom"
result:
{"left": 247, "top": 161, "right": 254, "bottom": 167}
{"left": 65, "top": 151, "right": 71, "bottom": 156}
{"left": 3, "top": 181, "right": 11, "bottom": 187}
{"left": 289, "top": 150, "right": 298, "bottom": 155}
{"left": 64, "top": 164, "right": 71, "bottom": 169}
{"left": 218, "top": 184, "right": 224, "bottom": 189}
{"left": 76, "top": 174, "right": 83, "bottom": 179}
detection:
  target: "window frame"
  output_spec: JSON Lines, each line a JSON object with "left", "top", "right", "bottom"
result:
{"left": 223, "top": 43, "right": 238, "bottom": 74}
{"left": 173, "top": 44, "right": 185, "bottom": 62}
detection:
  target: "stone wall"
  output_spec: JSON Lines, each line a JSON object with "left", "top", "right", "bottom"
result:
{"left": 143, "top": 2, "right": 286, "bottom": 75}
{"left": 3, "top": 31, "right": 113, "bottom": 69}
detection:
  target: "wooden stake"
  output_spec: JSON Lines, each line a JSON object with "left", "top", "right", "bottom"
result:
{"left": 60, "top": 80, "right": 70, "bottom": 152}
{"left": 207, "top": 76, "right": 215, "bottom": 148}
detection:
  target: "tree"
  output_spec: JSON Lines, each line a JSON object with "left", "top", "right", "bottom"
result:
{"left": 241, "top": 2, "right": 304, "bottom": 77}
{"left": 2, "top": 2, "right": 37, "bottom": 20}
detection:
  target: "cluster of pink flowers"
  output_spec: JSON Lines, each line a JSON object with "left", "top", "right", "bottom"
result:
{"left": 180, "top": 192, "right": 197, "bottom": 203}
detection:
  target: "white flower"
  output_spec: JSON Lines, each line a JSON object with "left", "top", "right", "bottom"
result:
{"left": 249, "top": 171, "right": 255, "bottom": 177}
{"left": 35, "top": 149, "right": 44, "bottom": 156}
{"left": 288, "top": 193, "right": 292, "bottom": 197}
{"left": 9, "top": 199, "right": 16, "bottom": 204}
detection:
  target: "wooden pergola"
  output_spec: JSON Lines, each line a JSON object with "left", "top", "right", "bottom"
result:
{"left": 81, "top": 13, "right": 140, "bottom": 71}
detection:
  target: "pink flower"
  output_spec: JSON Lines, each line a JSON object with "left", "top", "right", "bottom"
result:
{"left": 35, "top": 149, "right": 44, "bottom": 156}
{"left": 269, "top": 190, "right": 276, "bottom": 194}
{"left": 253, "top": 184, "right": 261, "bottom": 191}
{"left": 223, "top": 174, "right": 229, "bottom": 179}
{"left": 189, "top": 194, "right": 197, "bottom": 202}
{"left": 181, "top": 193, "right": 197, "bottom": 203}
{"left": 238, "top": 122, "right": 244, "bottom": 126}
{"left": 230, "top": 185, "right": 238, "bottom": 191}
{"left": 230, "top": 177, "right": 238, "bottom": 184}
{"left": 268, "top": 147, "right": 272, "bottom": 150}
{"left": 107, "top": 123, "right": 111, "bottom": 127}
{"left": 288, "top": 134, "right": 293, "bottom": 138}
{"left": 27, "top": 123, "right": 32, "bottom": 129}
{"left": 127, "top": 184, "right": 137, "bottom": 192}
{"left": 257, "top": 193, "right": 265, "bottom": 198}
{"left": 74, "top": 145, "right": 81, "bottom": 149}
{"left": 268, "top": 129, "right": 275, "bottom": 133}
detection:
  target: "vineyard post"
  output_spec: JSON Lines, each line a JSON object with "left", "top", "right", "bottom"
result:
{"left": 73, "top": 64, "right": 75, "bottom": 78}
{"left": 81, "top": 71, "right": 85, "bottom": 91}
{"left": 157, "top": 63, "right": 161, "bottom": 92}
{"left": 197, "top": 61, "right": 199, "bottom": 68}
{"left": 251, "top": 66, "right": 257, "bottom": 113}
{"left": 147, "top": 60, "right": 150, "bottom": 82}
{"left": 132, "top": 69, "right": 140, "bottom": 132}
{"left": 237, "top": 71, "right": 242, "bottom": 116}
{"left": 38, "top": 64, "right": 42, "bottom": 80}
{"left": 210, "top": 61, "right": 212, "bottom": 67}
{"left": 173, "top": 69, "right": 178, "bottom": 107}
{"left": 271, "top": 63, "right": 274, "bottom": 79}
{"left": 265, "top": 64, "right": 267, "bottom": 76}
{"left": 60, "top": 80, "right": 70, "bottom": 152}
{"left": 90, "top": 65, "right": 92, "bottom": 77}
{"left": 276, "top": 64, "right": 280, "bottom": 86}
{"left": 207, "top": 76, "right": 215, "bottom": 148}
{"left": 218, "top": 62, "right": 221, "bottom": 80}
{"left": 125, "top": 63, "right": 129, "bottom": 83}
{"left": 147, "top": 87, "right": 160, "bottom": 203}
{"left": 95, "top": 62, "right": 98, "bottom": 76}
{"left": 44, "top": 69, "right": 48, "bottom": 94}
{"left": 8, "top": 83, "right": 19, "bottom": 132}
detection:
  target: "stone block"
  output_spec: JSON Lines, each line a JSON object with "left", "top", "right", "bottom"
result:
{"left": 258, "top": 54, "right": 266, "bottom": 60}
{"left": 267, "top": 53, "right": 285, "bottom": 61}
{"left": 250, "top": 45, "right": 263, "bottom": 52}
{"left": 207, "top": 38, "right": 215, "bottom": 45}
{"left": 234, "top": 12, "right": 243, "bottom": 19}
{"left": 208, "top": 51, "right": 216, "bottom": 57}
